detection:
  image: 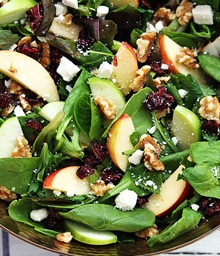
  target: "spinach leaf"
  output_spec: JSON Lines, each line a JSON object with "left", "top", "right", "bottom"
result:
{"left": 8, "top": 199, "right": 58, "bottom": 237}
{"left": 147, "top": 207, "right": 203, "bottom": 247}
{"left": 0, "top": 29, "right": 20, "bottom": 49}
{"left": 59, "top": 203, "right": 155, "bottom": 232}
{"left": 198, "top": 54, "right": 220, "bottom": 82}
{"left": 0, "top": 158, "right": 39, "bottom": 195}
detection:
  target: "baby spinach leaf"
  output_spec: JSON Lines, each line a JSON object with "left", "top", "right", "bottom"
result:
{"left": 0, "top": 158, "right": 39, "bottom": 195}
{"left": 89, "top": 100, "right": 104, "bottom": 140}
{"left": 198, "top": 54, "right": 220, "bottom": 82}
{"left": 59, "top": 203, "right": 155, "bottom": 232}
{"left": 183, "top": 164, "right": 220, "bottom": 199}
{"left": 147, "top": 207, "right": 203, "bottom": 247}
{"left": 0, "top": 29, "right": 20, "bottom": 49}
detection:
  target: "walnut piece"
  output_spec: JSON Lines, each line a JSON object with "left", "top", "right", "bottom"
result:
{"left": 153, "top": 76, "right": 171, "bottom": 87}
{"left": 39, "top": 42, "right": 51, "bottom": 68}
{"left": 94, "top": 96, "right": 117, "bottom": 120}
{"left": 136, "top": 32, "right": 156, "bottom": 63}
{"left": 11, "top": 136, "right": 32, "bottom": 158}
{"left": 176, "top": 0, "right": 193, "bottom": 26}
{"left": 91, "top": 180, "right": 115, "bottom": 196}
{"left": 153, "top": 7, "right": 176, "bottom": 25}
{"left": 56, "top": 232, "right": 73, "bottom": 243}
{"left": 176, "top": 47, "right": 199, "bottom": 69}
{"left": 131, "top": 65, "right": 151, "bottom": 92}
{"left": 135, "top": 224, "right": 159, "bottom": 239}
{"left": 0, "top": 185, "right": 17, "bottom": 202}
{"left": 199, "top": 96, "right": 220, "bottom": 123}
{"left": 139, "top": 134, "right": 164, "bottom": 171}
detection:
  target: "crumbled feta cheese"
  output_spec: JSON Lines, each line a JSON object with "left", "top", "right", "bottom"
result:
{"left": 62, "top": 0, "right": 78, "bottom": 9}
{"left": 191, "top": 204, "right": 200, "bottom": 211}
{"left": 65, "top": 85, "right": 72, "bottom": 92}
{"left": 161, "top": 63, "right": 169, "bottom": 70}
{"left": 53, "top": 190, "right": 62, "bottom": 196}
{"left": 178, "top": 89, "right": 188, "bottom": 98}
{"left": 98, "top": 61, "right": 113, "bottom": 79}
{"left": 4, "top": 79, "right": 12, "bottom": 87}
{"left": 148, "top": 125, "right": 157, "bottom": 134}
{"left": 172, "top": 136, "right": 178, "bottom": 145}
{"left": 192, "top": 5, "right": 213, "bottom": 25}
{"left": 57, "top": 56, "right": 80, "bottom": 82}
{"left": 55, "top": 2, "right": 68, "bottom": 16}
{"left": 96, "top": 6, "right": 109, "bottom": 17}
{"left": 9, "top": 44, "right": 17, "bottom": 51}
{"left": 66, "top": 191, "right": 75, "bottom": 197}
{"left": 155, "top": 21, "right": 164, "bottom": 33}
{"left": 128, "top": 149, "right": 144, "bottom": 165}
{"left": 145, "top": 22, "right": 156, "bottom": 33}
{"left": 14, "top": 105, "right": 26, "bottom": 117}
{"left": 30, "top": 208, "right": 48, "bottom": 222}
{"left": 115, "top": 189, "right": 138, "bottom": 211}
{"left": 56, "top": 14, "right": 65, "bottom": 23}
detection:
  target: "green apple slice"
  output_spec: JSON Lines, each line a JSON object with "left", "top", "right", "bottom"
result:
{"left": 64, "top": 220, "right": 117, "bottom": 245}
{"left": 0, "top": 0, "right": 37, "bottom": 25}
{"left": 0, "top": 50, "right": 59, "bottom": 102}
{"left": 0, "top": 117, "right": 24, "bottom": 157}
{"left": 88, "top": 77, "right": 125, "bottom": 119}
{"left": 171, "top": 105, "right": 201, "bottom": 150}
{"left": 39, "top": 101, "right": 65, "bottom": 121}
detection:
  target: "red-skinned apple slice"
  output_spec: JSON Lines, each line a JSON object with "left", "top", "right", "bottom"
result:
{"left": 43, "top": 166, "right": 91, "bottom": 195}
{"left": 107, "top": 113, "right": 135, "bottom": 172}
{"left": 0, "top": 50, "right": 59, "bottom": 102}
{"left": 143, "top": 165, "right": 192, "bottom": 217}
{"left": 110, "top": 42, "right": 138, "bottom": 96}
{"left": 159, "top": 34, "right": 208, "bottom": 84}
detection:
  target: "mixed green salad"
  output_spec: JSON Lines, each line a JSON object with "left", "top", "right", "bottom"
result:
{"left": 1, "top": 0, "right": 220, "bottom": 249}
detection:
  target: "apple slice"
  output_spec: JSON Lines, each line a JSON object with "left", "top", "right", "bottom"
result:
{"left": 0, "top": 0, "right": 37, "bottom": 25}
{"left": 143, "top": 165, "right": 192, "bottom": 217}
{"left": 39, "top": 101, "right": 65, "bottom": 121}
{"left": 109, "top": 0, "right": 138, "bottom": 7}
{"left": 0, "top": 50, "right": 59, "bottom": 102}
{"left": 159, "top": 34, "right": 208, "bottom": 84}
{"left": 171, "top": 105, "right": 201, "bottom": 150}
{"left": 43, "top": 166, "right": 91, "bottom": 195}
{"left": 107, "top": 113, "right": 135, "bottom": 171}
{"left": 110, "top": 42, "right": 138, "bottom": 96}
{"left": 88, "top": 77, "right": 125, "bottom": 119}
{"left": 0, "top": 117, "right": 24, "bottom": 157}
{"left": 64, "top": 220, "right": 117, "bottom": 245}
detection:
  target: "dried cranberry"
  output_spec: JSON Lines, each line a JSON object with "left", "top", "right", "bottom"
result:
{"left": 139, "top": 0, "right": 166, "bottom": 10}
{"left": 43, "top": 208, "right": 63, "bottom": 230}
{"left": 26, "top": 119, "right": 43, "bottom": 132}
{"left": 101, "top": 167, "right": 123, "bottom": 185}
{"left": 27, "top": 3, "right": 43, "bottom": 32}
{"left": 76, "top": 164, "right": 95, "bottom": 179}
{"left": 17, "top": 43, "right": 40, "bottom": 60}
{"left": 150, "top": 61, "right": 168, "bottom": 75}
{"left": 143, "top": 86, "right": 174, "bottom": 111}
{"left": 91, "top": 139, "right": 108, "bottom": 162}
{"left": 77, "top": 29, "right": 96, "bottom": 52}
{"left": 201, "top": 120, "right": 219, "bottom": 136}
{"left": 199, "top": 197, "right": 220, "bottom": 217}
{"left": 0, "top": 94, "right": 15, "bottom": 108}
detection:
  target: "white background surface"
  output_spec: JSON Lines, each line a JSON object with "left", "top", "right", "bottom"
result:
{"left": 1, "top": 228, "right": 220, "bottom": 255}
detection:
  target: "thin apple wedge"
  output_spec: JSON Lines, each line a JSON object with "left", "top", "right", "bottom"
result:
{"left": 107, "top": 113, "right": 135, "bottom": 171}
{"left": 0, "top": 117, "right": 24, "bottom": 157}
{"left": 39, "top": 101, "right": 65, "bottom": 121}
{"left": 0, "top": 50, "right": 59, "bottom": 102}
{"left": 109, "top": 0, "right": 138, "bottom": 7}
{"left": 43, "top": 166, "right": 91, "bottom": 195}
{"left": 159, "top": 34, "right": 208, "bottom": 84}
{"left": 110, "top": 42, "right": 138, "bottom": 96}
{"left": 143, "top": 165, "right": 192, "bottom": 217}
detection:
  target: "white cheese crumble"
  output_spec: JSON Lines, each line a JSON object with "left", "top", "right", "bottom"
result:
{"left": 30, "top": 208, "right": 48, "bottom": 222}
{"left": 172, "top": 136, "right": 178, "bottom": 145}
{"left": 53, "top": 190, "right": 62, "bottom": 196}
{"left": 115, "top": 189, "right": 138, "bottom": 211}
{"left": 155, "top": 21, "right": 164, "bottom": 33}
{"left": 192, "top": 5, "right": 213, "bottom": 25}
{"left": 161, "top": 63, "right": 169, "bottom": 70}
{"left": 14, "top": 105, "right": 26, "bottom": 117}
{"left": 148, "top": 125, "right": 157, "bottom": 134}
{"left": 98, "top": 61, "right": 113, "bottom": 78}
{"left": 57, "top": 56, "right": 80, "bottom": 82}
{"left": 96, "top": 6, "right": 109, "bottom": 17}
{"left": 145, "top": 22, "right": 156, "bottom": 33}
{"left": 178, "top": 89, "right": 188, "bottom": 98}
{"left": 62, "top": 0, "right": 78, "bottom": 9}
{"left": 66, "top": 191, "right": 75, "bottom": 197}
{"left": 191, "top": 204, "right": 200, "bottom": 211}
{"left": 56, "top": 14, "right": 65, "bottom": 23}
{"left": 55, "top": 2, "right": 68, "bottom": 16}
{"left": 4, "top": 78, "right": 12, "bottom": 87}
{"left": 128, "top": 149, "right": 144, "bottom": 165}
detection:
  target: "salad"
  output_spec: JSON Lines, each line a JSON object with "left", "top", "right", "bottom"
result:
{"left": 0, "top": 0, "right": 220, "bottom": 249}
